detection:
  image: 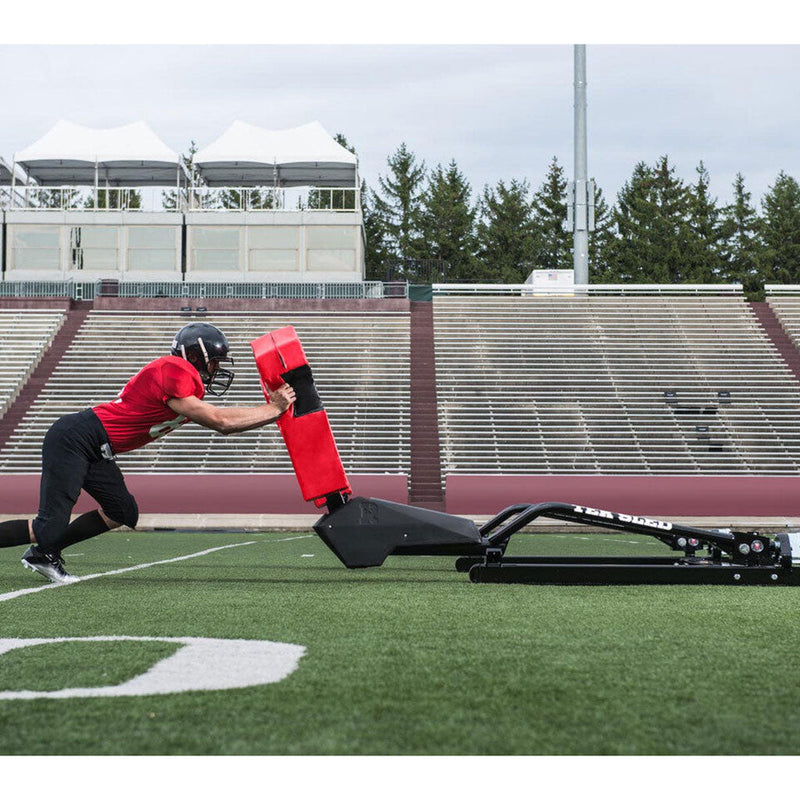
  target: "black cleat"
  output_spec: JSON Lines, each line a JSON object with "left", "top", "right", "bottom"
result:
{"left": 21, "top": 546, "right": 79, "bottom": 584}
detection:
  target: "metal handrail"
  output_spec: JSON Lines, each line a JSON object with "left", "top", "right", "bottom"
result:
{"left": 0, "top": 280, "right": 403, "bottom": 300}
{"left": 765, "top": 285, "right": 800, "bottom": 295}
{"left": 0, "top": 281, "right": 94, "bottom": 298}
{"left": 432, "top": 283, "right": 744, "bottom": 295}
{"left": 185, "top": 186, "right": 360, "bottom": 213}
{"left": 3, "top": 186, "right": 150, "bottom": 212}
{"left": 1, "top": 185, "right": 361, "bottom": 213}
{"left": 110, "top": 280, "right": 389, "bottom": 299}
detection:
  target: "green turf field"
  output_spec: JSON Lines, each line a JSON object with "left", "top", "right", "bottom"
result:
{"left": 1, "top": 527, "right": 799, "bottom": 756}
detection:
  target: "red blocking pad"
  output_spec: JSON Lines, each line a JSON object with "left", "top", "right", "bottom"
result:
{"left": 251, "top": 326, "right": 351, "bottom": 506}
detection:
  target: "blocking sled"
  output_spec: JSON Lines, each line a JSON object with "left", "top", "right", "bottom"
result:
{"left": 316, "top": 497, "right": 800, "bottom": 586}
{"left": 252, "top": 327, "right": 800, "bottom": 586}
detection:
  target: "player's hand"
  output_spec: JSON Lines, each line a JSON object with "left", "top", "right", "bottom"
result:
{"left": 271, "top": 383, "right": 296, "bottom": 413}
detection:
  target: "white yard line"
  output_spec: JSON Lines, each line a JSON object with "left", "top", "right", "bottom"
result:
{"left": 271, "top": 534, "right": 315, "bottom": 543}
{"left": 0, "top": 533, "right": 315, "bottom": 604}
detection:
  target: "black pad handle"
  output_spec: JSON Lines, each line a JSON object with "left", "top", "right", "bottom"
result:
{"left": 280, "top": 364, "right": 324, "bottom": 417}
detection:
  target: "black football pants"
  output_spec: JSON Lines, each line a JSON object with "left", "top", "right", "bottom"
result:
{"left": 32, "top": 409, "right": 138, "bottom": 552}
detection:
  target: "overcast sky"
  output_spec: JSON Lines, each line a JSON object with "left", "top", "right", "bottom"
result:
{"left": 2, "top": 18, "right": 799, "bottom": 210}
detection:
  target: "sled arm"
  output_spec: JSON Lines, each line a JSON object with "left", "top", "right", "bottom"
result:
{"left": 481, "top": 501, "right": 747, "bottom": 557}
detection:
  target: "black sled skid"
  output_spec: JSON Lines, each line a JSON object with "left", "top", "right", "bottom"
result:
{"left": 314, "top": 496, "right": 800, "bottom": 585}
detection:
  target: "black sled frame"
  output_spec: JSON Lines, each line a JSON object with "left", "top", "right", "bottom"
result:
{"left": 314, "top": 496, "right": 800, "bottom": 585}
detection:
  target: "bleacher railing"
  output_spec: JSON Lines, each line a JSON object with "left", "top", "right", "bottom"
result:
{"left": 111, "top": 281, "right": 387, "bottom": 299}
{"left": 433, "top": 283, "right": 745, "bottom": 296}
{"left": 0, "top": 280, "right": 397, "bottom": 301}
{"left": 0, "top": 281, "right": 96, "bottom": 299}
{"left": 765, "top": 285, "right": 800, "bottom": 295}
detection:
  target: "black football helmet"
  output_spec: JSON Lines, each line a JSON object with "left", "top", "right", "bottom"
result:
{"left": 170, "top": 322, "right": 235, "bottom": 396}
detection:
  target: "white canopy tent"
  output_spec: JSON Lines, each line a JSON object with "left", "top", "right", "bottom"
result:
{"left": 193, "top": 121, "right": 358, "bottom": 187}
{"left": 0, "top": 157, "right": 30, "bottom": 186}
{"left": 13, "top": 120, "right": 187, "bottom": 187}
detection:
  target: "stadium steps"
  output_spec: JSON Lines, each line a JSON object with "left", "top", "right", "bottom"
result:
{"left": 748, "top": 301, "right": 800, "bottom": 381}
{"left": 0, "top": 305, "right": 86, "bottom": 451}
{"left": 766, "top": 297, "right": 800, "bottom": 347}
{"left": 408, "top": 301, "right": 444, "bottom": 509}
{"left": 0, "top": 310, "right": 68, "bottom": 421}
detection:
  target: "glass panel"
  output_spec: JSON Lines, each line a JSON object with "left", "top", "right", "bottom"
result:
{"left": 14, "top": 249, "right": 60, "bottom": 269}
{"left": 306, "top": 226, "right": 355, "bottom": 249}
{"left": 80, "top": 249, "right": 119, "bottom": 270}
{"left": 13, "top": 226, "right": 60, "bottom": 248}
{"left": 194, "top": 250, "right": 240, "bottom": 271}
{"left": 193, "top": 227, "right": 240, "bottom": 249}
{"left": 249, "top": 249, "right": 299, "bottom": 271}
{"left": 128, "top": 249, "right": 177, "bottom": 270}
{"left": 306, "top": 249, "right": 356, "bottom": 270}
{"left": 79, "top": 227, "right": 118, "bottom": 248}
{"left": 128, "top": 227, "right": 177, "bottom": 248}
{"left": 247, "top": 226, "right": 298, "bottom": 249}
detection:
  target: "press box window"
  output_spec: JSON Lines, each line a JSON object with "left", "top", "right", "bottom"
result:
{"left": 127, "top": 227, "right": 179, "bottom": 271}
{"left": 70, "top": 226, "right": 119, "bottom": 271}
{"left": 306, "top": 226, "right": 356, "bottom": 271}
{"left": 248, "top": 226, "right": 299, "bottom": 271}
{"left": 192, "top": 227, "right": 241, "bottom": 271}
{"left": 11, "top": 226, "right": 61, "bottom": 270}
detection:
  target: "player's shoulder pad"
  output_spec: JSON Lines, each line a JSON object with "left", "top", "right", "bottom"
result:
{"left": 159, "top": 355, "right": 205, "bottom": 401}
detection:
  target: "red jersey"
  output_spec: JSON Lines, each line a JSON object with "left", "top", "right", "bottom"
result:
{"left": 93, "top": 356, "right": 205, "bottom": 453}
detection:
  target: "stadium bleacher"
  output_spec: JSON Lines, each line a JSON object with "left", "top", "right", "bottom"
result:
{"left": 0, "top": 309, "right": 410, "bottom": 476}
{"left": 433, "top": 294, "right": 800, "bottom": 477}
{"left": 0, "top": 309, "right": 65, "bottom": 419}
{"left": 3, "top": 290, "right": 800, "bottom": 497}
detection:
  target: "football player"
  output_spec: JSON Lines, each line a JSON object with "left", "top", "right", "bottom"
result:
{"left": 0, "top": 322, "right": 296, "bottom": 584}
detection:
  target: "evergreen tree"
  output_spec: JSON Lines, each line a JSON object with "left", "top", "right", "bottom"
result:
{"left": 605, "top": 156, "right": 693, "bottom": 283}
{"left": 686, "top": 161, "right": 724, "bottom": 281}
{"left": 418, "top": 160, "right": 477, "bottom": 281}
{"left": 475, "top": 178, "right": 537, "bottom": 283}
{"left": 605, "top": 161, "right": 658, "bottom": 282}
{"left": 373, "top": 143, "right": 427, "bottom": 261}
{"left": 363, "top": 185, "right": 394, "bottom": 280}
{"left": 719, "top": 172, "right": 763, "bottom": 288}
{"left": 759, "top": 171, "right": 800, "bottom": 285}
{"left": 531, "top": 157, "right": 571, "bottom": 270}
{"left": 588, "top": 185, "right": 616, "bottom": 281}
{"left": 650, "top": 155, "right": 693, "bottom": 282}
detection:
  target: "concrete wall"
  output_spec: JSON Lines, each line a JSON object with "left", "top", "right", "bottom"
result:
{"left": 0, "top": 473, "right": 408, "bottom": 516}
{"left": 5, "top": 472, "right": 800, "bottom": 521}
{"left": 445, "top": 475, "right": 800, "bottom": 517}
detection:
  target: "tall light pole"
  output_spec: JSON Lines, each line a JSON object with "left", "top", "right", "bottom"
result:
{"left": 572, "top": 44, "right": 593, "bottom": 284}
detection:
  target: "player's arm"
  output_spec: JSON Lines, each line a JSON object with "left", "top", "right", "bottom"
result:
{"left": 167, "top": 384, "right": 296, "bottom": 435}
